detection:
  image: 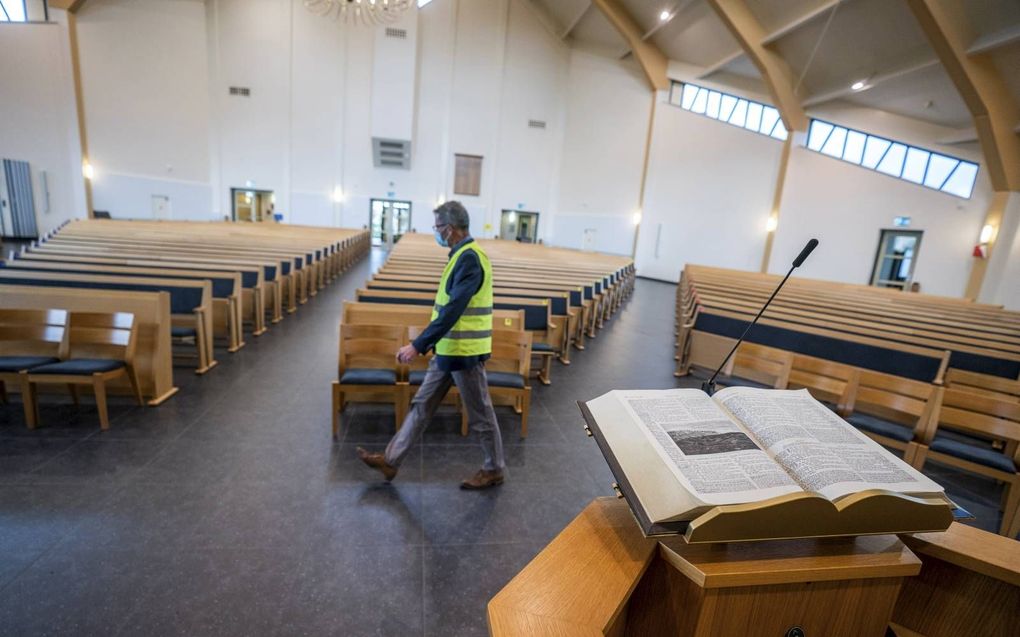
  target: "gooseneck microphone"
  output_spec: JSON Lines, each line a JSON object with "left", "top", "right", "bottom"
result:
{"left": 701, "top": 238, "right": 818, "bottom": 395}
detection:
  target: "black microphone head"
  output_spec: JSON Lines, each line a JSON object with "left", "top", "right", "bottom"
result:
{"left": 792, "top": 238, "right": 819, "bottom": 268}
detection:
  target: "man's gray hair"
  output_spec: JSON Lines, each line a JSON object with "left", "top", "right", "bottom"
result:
{"left": 434, "top": 201, "right": 470, "bottom": 230}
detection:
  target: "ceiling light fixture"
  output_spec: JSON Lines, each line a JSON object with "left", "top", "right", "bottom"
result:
{"left": 659, "top": 10, "right": 670, "bottom": 21}
{"left": 851, "top": 81, "right": 866, "bottom": 91}
{"left": 304, "top": 0, "right": 414, "bottom": 26}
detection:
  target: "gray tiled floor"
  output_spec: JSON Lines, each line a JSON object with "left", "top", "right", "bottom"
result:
{"left": 0, "top": 248, "right": 1008, "bottom": 636}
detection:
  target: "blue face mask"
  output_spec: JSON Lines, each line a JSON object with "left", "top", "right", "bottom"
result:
{"left": 434, "top": 229, "right": 448, "bottom": 247}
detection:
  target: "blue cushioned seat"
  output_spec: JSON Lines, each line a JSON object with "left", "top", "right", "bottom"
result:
{"left": 0, "top": 356, "right": 60, "bottom": 372}
{"left": 409, "top": 370, "right": 427, "bottom": 385}
{"left": 31, "top": 359, "right": 126, "bottom": 375}
{"left": 171, "top": 326, "right": 197, "bottom": 338}
{"left": 339, "top": 368, "right": 397, "bottom": 385}
{"left": 930, "top": 436, "right": 1016, "bottom": 473}
{"left": 718, "top": 376, "right": 771, "bottom": 390}
{"left": 487, "top": 371, "right": 525, "bottom": 389}
{"left": 531, "top": 342, "right": 555, "bottom": 353}
{"left": 846, "top": 413, "right": 914, "bottom": 442}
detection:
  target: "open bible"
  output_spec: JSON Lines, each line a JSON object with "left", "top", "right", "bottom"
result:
{"left": 580, "top": 387, "right": 956, "bottom": 540}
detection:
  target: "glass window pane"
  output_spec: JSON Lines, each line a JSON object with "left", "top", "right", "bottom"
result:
{"left": 941, "top": 162, "right": 978, "bottom": 198}
{"left": 862, "top": 137, "right": 891, "bottom": 169}
{"left": 876, "top": 143, "right": 907, "bottom": 176}
{"left": 807, "top": 121, "right": 833, "bottom": 151}
{"left": 719, "top": 94, "right": 738, "bottom": 121}
{"left": 745, "top": 102, "right": 763, "bottom": 132}
{"left": 1, "top": 0, "right": 26, "bottom": 21}
{"left": 821, "top": 126, "right": 847, "bottom": 157}
{"left": 681, "top": 84, "right": 698, "bottom": 110}
{"left": 772, "top": 125, "right": 788, "bottom": 141}
{"left": 728, "top": 99, "right": 748, "bottom": 127}
{"left": 760, "top": 107, "right": 780, "bottom": 135}
{"left": 924, "top": 154, "right": 958, "bottom": 188}
{"left": 706, "top": 90, "right": 721, "bottom": 119}
{"left": 843, "top": 131, "right": 866, "bottom": 164}
{"left": 901, "top": 148, "right": 929, "bottom": 184}
{"left": 691, "top": 87, "right": 708, "bottom": 114}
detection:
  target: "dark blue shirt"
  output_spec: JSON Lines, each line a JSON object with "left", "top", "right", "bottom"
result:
{"left": 411, "top": 237, "right": 491, "bottom": 372}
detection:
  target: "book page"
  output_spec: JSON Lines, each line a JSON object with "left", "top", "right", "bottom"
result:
{"left": 714, "top": 387, "right": 944, "bottom": 501}
{"left": 618, "top": 389, "right": 802, "bottom": 507}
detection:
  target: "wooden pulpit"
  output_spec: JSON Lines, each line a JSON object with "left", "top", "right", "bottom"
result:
{"left": 488, "top": 497, "right": 922, "bottom": 637}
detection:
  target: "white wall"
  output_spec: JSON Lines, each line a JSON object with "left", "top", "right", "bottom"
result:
{"left": 635, "top": 88, "right": 784, "bottom": 281}
{"left": 76, "top": 0, "right": 211, "bottom": 219}
{"left": 74, "top": 0, "right": 571, "bottom": 236}
{"left": 0, "top": 15, "right": 84, "bottom": 236}
{"left": 554, "top": 50, "right": 649, "bottom": 255}
{"left": 772, "top": 104, "right": 992, "bottom": 298}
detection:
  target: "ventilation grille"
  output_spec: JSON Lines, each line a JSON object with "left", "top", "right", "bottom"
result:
{"left": 527, "top": 119, "right": 547, "bottom": 129}
{"left": 385, "top": 27, "right": 407, "bottom": 39}
{"left": 372, "top": 138, "right": 412, "bottom": 170}
{"left": 229, "top": 86, "right": 251, "bottom": 97}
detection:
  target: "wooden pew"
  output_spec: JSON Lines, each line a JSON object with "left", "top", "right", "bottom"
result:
{"left": 0, "top": 285, "right": 177, "bottom": 405}
{"left": 0, "top": 269, "right": 217, "bottom": 374}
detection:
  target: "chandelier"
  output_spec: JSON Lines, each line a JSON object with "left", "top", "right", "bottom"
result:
{"left": 304, "top": 0, "right": 414, "bottom": 26}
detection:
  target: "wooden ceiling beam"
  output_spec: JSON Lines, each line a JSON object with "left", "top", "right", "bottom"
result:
{"left": 48, "top": 0, "right": 88, "bottom": 13}
{"left": 705, "top": 0, "right": 808, "bottom": 131}
{"left": 591, "top": 0, "right": 669, "bottom": 90}
{"left": 906, "top": 0, "right": 1020, "bottom": 191}
{"left": 561, "top": 1, "right": 591, "bottom": 40}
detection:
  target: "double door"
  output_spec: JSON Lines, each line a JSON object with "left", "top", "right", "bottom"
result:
{"left": 370, "top": 199, "right": 411, "bottom": 249}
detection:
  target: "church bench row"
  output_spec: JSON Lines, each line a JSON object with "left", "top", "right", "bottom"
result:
{"left": 353, "top": 289, "right": 560, "bottom": 385}
{"left": 334, "top": 323, "right": 533, "bottom": 438}
{"left": 681, "top": 292, "right": 1020, "bottom": 379}
{"left": 677, "top": 266, "right": 1020, "bottom": 380}
{"left": 0, "top": 269, "right": 217, "bottom": 375}
{"left": 1, "top": 259, "right": 245, "bottom": 357}
{"left": 0, "top": 285, "right": 177, "bottom": 407}
{"left": 363, "top": 278, "right": 578, "bottom": 363}
{"left": 681, "top": 266, "right": 1020, "bottom": 333}
{"left": 681, "top": 273, "right": 1020, "bottom": 341}
{"left": 377, "top": 264, "right": 621, "bottom": 342}
{"left": 53, "top": 219, "right": 367, "bottom": 287}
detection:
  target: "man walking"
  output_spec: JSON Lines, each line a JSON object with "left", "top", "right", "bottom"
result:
{"left": 357, "top": 201, "right": 506, "bottom": 489}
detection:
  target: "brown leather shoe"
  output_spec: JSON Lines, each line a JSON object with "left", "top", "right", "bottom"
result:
{"left": 460, "top": 469, "right": 504, "bottom": 490}
{"left": 357, "top": 447, "right": 397, "bottom": 482}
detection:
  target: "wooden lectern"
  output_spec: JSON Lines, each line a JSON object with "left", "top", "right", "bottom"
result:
{"left": 488, "top": 497, "right": 922, "bottom": 637}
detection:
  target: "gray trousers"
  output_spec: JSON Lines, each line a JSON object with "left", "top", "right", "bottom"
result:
{"left": 384, "top": 358, "right": 506, "bottom": 472}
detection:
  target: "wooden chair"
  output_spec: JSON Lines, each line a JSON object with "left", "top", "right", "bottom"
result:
{"left": 0, "top": 309, "right": 66, "bottom": 423}
{"left": 945, "top": 368, "right": 1020, "bottom": 403}
{"left": 24, "top": 311, "right": 144, "bottom": 430}
{"left": 838, "top": 369, "right": 940, "bottom": 465}
{"left": 914, "top": 388, "right": 1020, "bottom": 536}
{"left": 715, "top": 342, "right": 793, "bottom": 390}
{"left": 787, "top": 354, "right": 858, "bottom": 409}
{"left": 331, "top": 323, "right": 407, "bottom": 439}
{"left": 459, "top": 329, "right": 533, "bottom": 438}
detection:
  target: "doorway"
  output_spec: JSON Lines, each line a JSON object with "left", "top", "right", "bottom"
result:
{"left": 499, "top": 210, "right": 539, "bottom": 243}
{"left": 370, "top": 198, "right": 411, "bottom": 248}
{"left": 231, "top": 188, "right": 274, "bottom": 222}
{"left": 870, "top": 229, "right": 923, "bottom": 289}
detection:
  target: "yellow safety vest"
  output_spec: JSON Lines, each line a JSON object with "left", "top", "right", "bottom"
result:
{"left": 432, "top": 241, "right": 493, "bottom": 356}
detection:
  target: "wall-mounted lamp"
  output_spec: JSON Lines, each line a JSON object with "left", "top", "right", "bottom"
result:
{"left": 632, "top": 211, "right": 642, "bottom": 226}
{"left": 82, "top": 160, "right": 95, "bottom": 180}
{"left": 979, "top": 223, "right": 996, "bottom": 244}
{"left": 765, "top": 215, "right": 778, "bottom": 233}
{"left": 332, "top": 186, "right": 344, "bottom": 203}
